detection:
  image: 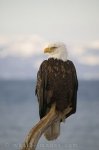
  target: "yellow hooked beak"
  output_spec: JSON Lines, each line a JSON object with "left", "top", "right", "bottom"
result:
{"left": 44, "top": 47, "right": 57, "bottom": 53}
{"left": 44, "top": 47, "right": 51, "bottom": 53}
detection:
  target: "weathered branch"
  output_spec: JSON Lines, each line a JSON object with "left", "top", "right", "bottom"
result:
{"left": 20, "top": 104, "right": 72, "bottom": 150}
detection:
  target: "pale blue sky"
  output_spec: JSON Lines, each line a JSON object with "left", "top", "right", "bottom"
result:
{"left": 0, "top": 0, "right": 99, "bottom": 79}
{"left": 0, "top": 0, "right": 99, "bottom": 43}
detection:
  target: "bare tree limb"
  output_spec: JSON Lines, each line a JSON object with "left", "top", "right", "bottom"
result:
{"left": 20, "top": 104, "right": 72, "bottom": 150}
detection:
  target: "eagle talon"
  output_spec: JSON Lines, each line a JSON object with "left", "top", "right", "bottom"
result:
{"left": 58, "top": 106, "right": 72, "bottom": 122}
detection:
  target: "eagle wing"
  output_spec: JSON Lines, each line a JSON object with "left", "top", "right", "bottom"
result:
{"left": 35, "top": 60, "right": 48, "bottom": 119}
{"left": 65, "top": 60, "right": 78, "bottom": 118}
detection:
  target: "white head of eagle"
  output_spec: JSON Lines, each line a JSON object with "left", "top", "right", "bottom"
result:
{"left": 44, "top": 42, "right": 68, "bottom": 61}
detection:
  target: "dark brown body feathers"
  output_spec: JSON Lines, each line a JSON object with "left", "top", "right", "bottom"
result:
{"left": 35, "top": 58, "right": 78, "bottom": 119}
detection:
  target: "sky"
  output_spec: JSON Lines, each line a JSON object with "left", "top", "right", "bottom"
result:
{"left": 0, "top": 0, "right": 99, "bottom": 80}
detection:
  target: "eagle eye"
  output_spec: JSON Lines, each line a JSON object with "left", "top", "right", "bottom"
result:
{"left": 51, "top": 46, "right": 57, "bottom": 49}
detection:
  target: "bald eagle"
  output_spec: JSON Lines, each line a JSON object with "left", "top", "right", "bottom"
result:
{"left": 35, "top": 42, "right": 78, "bottom": 140}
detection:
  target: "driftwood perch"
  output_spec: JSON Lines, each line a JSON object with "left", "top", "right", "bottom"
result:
{"left": 20, "top": 104, "right": 72, "bottom": 150}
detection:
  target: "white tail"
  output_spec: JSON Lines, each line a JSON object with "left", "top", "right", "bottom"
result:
{"left": 44, "top": 119, "right": 60, "bottom": 140}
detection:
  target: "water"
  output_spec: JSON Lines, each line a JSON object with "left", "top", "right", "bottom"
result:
{"left": 0, "top": 80, "right": 99, "bottom": 150}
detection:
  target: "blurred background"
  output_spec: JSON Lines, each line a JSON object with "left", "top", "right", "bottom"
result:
{"left": 0, "top": 0, "right": 99, "bottom": 150}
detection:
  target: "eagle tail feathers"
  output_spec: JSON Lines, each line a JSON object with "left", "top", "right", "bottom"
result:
{"left": 44, "top": 119, "right": 60, "bottom": 141}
